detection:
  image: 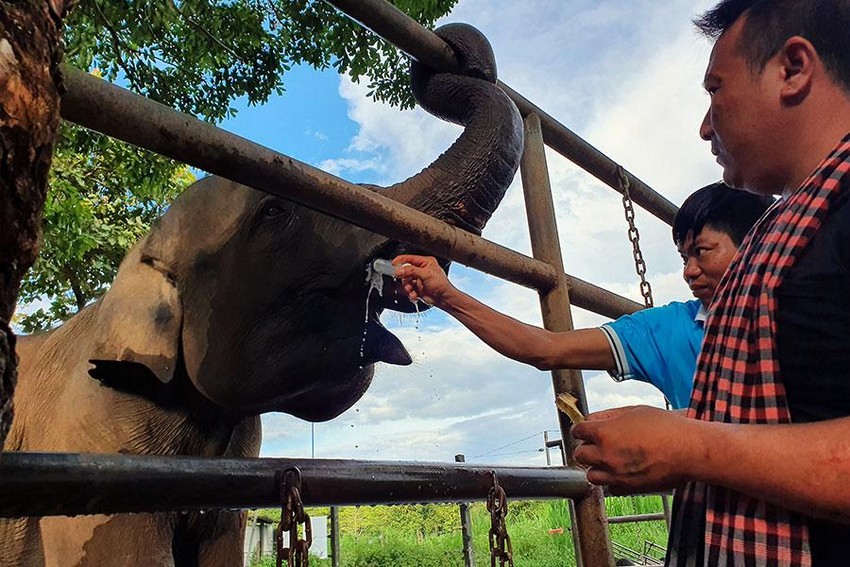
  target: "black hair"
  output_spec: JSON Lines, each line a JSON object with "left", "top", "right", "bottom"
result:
{"left": 694, "top": 0, "right": 850, "bottom": 93}
{"left": 672, "top": 182, "right": 774, "bottom": 247}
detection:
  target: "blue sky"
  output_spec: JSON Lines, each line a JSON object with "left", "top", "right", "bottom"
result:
{"left": 221, "top": 66, "right": 359, "bottom": 175}
{"left": 211, "top": 0, "right": 724, "bottom": 466}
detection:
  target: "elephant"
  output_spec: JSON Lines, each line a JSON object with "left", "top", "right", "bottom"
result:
{"left": 0, "top": 23, "right": 523, "bottom": 567}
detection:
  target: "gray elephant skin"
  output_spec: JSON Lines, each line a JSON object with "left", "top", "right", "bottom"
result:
{"left": 0, "top": 24, "right": 523, "bottom": 567}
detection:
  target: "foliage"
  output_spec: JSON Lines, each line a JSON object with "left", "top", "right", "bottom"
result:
{"left": 342, "top": 503, "right": 460, "bottom": 538}
{"left": 15, "top": 123, "right": 194, "bottom": 332}
{"left": 248, "top": 498, "right": 668, "bottom": 566}
{"left": 16, "top": 0, "right": 459, "bottom": 331}
{"left": 65, "top": 0, "right": 459, "bottom": 118}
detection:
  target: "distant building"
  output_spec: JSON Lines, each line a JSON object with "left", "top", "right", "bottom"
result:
{"left": 244, "top": 513, "right": 276, "bottom": 565}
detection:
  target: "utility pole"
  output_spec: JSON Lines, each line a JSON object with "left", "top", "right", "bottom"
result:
{"left": 330, "top": 506, "right": 340, "bottom": 567}
{"left": 455, "top": 454, "right": 474, "bottom": 567}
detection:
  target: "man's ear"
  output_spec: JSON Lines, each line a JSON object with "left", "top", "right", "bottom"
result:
{"left": 779, "top": 36, "right": 816, "bottom": 104}
{"left": 89, "top": 243, "right": 182, "bottom": 384}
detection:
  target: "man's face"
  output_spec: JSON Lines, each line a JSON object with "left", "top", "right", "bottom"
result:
{"left": 699, "top": 17, "right": 783, "bottom": 194}
{"left": 678, "top": 226, "right": 739, "bottom": 307}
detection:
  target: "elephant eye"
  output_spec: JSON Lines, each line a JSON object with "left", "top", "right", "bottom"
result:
{"left": 261, "top": 202, "right": 287, "bottom": 219}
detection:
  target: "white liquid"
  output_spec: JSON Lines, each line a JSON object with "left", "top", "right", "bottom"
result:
{"left": 360, "top": 262, "right": 388, "bottom": 365}
{"left": 371, "top": 258, "right": 396, "bottom": 277}
{"left": 359, "top": 259, "right": 422, "bottom": 367}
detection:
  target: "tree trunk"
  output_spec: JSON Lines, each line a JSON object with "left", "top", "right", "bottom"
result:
{"left": 0, "top": 0, "right": 68, "bottom": 449}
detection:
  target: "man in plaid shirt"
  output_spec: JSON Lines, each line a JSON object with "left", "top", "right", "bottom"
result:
{"left": 573, "top": 1, "right": 850, "bottom": 565}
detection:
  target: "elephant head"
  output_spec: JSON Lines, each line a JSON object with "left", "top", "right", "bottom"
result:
{"left": 87, "top": 24, "right": 523, "bottom": 421}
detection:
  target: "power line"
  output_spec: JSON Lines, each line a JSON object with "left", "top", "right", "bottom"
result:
{"left": 470, "top": 430, "right": 545, "bottom": 460}
{"left": 481, "top": 449, "right": 545, "bottom": 459}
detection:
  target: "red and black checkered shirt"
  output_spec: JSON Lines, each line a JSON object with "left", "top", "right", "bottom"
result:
{"left": 666, "top": 133, "right": 850, "bottom": 567}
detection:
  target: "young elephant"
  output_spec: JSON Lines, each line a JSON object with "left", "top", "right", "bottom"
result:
{"left": 0, "top": 23, "right": 523, "bottom": 566}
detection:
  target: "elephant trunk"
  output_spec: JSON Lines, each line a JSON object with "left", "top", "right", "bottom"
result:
{"left": 382, "top": 23, "right": 523, "bottom": 235}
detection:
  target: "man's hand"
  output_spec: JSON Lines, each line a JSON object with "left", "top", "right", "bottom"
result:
{"left": 572, "top": 405, "right": 698, "bottom": 494}
{"left": 393, "top": 254, "right": 458, "bottom": 309}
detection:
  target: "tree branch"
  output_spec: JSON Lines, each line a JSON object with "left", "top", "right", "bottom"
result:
{"left": 62, "top": 266, "right": 87, "bottom": 312}
{"left": 92, "top": 0, "right": 133, "bottom": 79}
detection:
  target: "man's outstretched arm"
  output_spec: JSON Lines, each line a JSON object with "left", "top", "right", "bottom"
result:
{"left": 572, "top": 406, "right": 850, "bottom": 524}
{"left": 393, "top": 254, "right": 615, "bottom": 371}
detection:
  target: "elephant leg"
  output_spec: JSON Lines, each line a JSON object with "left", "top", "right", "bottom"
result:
{"left": 173, "top": 509, "right": 247, "bottom": 567}
{"left": 40, "top": 514, "right": 175, "bottom": 567}
{"left": 0, "top": 517, "right": 45, "bottom": 567}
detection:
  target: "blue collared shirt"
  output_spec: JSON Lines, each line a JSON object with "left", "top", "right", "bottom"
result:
{"left": 600, "top": 299, "right": 705, "bottom": 410}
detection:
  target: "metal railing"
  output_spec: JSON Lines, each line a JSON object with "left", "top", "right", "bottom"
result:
{"left": 327, "top": 0, "right": 678, "bottom": 227}
{"left": 1, "top": 1, "right": 686, "bottom": 565}
{"left": 0, "top": 452, "right": 589, "bottom": 516}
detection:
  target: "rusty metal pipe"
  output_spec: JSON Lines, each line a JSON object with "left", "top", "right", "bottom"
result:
{"left": 323, "top": 0, "right": 678, "bottom": 227}
{"left": 568, "top": 274, "right": 642, "bottom": 318}
{"left": 60, "top": 67, "right": 641, "bottom": 319}
{"left": 325, "top": 0, "right": 461, "bottom": 74}
{"left": 606, "top": 513, "right": 667, "bottom": 525}
{"left": 500, "top": 84, "right": 677, "bottom": 226}
{"left": 61, "top": 66, "right": 554, "bottom": 293}
{"left": 521, "top": 114, "right": 613, "bottom": 566}
{"left": 0, "top": 453, "right": 590, "bottom": 517}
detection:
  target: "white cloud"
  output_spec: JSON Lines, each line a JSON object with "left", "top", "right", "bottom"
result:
{"left": 306, "top": 129, "right": 329, "bottom": 142}
{"left": 317, "top": 156, "right": 386, "bottom": 177}
{"left": 257, "top": 0, "right": 722, "bottom": 462}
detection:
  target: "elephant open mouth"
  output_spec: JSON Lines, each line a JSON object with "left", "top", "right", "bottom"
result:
{"left": 365, "top": 243, "right": 451, "bottom": 315}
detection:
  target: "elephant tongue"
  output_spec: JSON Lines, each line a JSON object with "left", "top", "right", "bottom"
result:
{"left": 363, "top": 319, "right": 412, "bottom": 366}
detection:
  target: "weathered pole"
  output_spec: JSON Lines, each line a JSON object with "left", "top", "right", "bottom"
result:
{"left": 60, "top": 68, "right": 643, "bottom": 320}
{"left": 330, "top": 506, "right": 340, "bottom": 567}
{"left": 520, "top": 112, "right": 614, "bottom": 567}
{"left": 0, "top": 452, "right": 591, "bottom": 517}
{"left": 324, "top": 0, "right": 678, "bottom": 227}
{"left": 0, "top": 0, "right": 70, "bottom": 449}
{"left": 455, "top": 454, "right": 475, "bottom": 567}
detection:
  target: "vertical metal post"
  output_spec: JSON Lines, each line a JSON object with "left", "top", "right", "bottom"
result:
{"left": 520, "top": 112, "right": 614, "bottom": 567}
{"left": 330, "top": 506, "right": 340, "bottom": 567}
{"left": 544, "top": 431, "right": 552, "bottom": 466}
{"left": 455, "top": 454, "right": 475, "bottom": 567}
{"left": 661, "top": 493, "right": 672, "bottom": 530}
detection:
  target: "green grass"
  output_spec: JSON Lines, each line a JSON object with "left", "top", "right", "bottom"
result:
{"left": 248, "top": 497, "right": 669, "bottom": 566}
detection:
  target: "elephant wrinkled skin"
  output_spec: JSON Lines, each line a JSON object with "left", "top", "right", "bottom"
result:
{"left": 0, "top": 23, "right": 523, "bottom": 566}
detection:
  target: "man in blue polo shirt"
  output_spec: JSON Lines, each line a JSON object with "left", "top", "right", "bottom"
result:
{"left": 394, "top": 182, "right": 773, "bottom": 409}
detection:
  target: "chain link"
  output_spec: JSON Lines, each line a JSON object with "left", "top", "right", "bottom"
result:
{"left": 277, "top": 468, "right": 313, "bottom": 567}
{"left": 487, "top": 475, "right": 514, "bottom": 567}
{"left": 617, "top": 166, "right": 654, "bottom": 308}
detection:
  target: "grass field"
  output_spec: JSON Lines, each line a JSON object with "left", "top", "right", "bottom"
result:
{"left": 249, "top": 496, "right": 669, "bottom": 566}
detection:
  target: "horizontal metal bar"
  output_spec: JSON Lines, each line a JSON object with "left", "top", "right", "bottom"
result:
{"left": 567, "top": 273, "right": 642, "bottom": 318}
{"left": 60, "top": 67, "right": 640, "bottom": 318}
{"left": 606, "top": 512, "right": 667, "bottom": 524}
{"left": 324, "top": 0, "right": 679, "bottom": 227}
{"left": 60, "top": 67, "right": 555, "bottom": 293}
{"left": 499, "top": 85, "right": 678, "bottom": 226}
{"left": 325, "top": 0, "right": 462, "bottom": 75}
{"left": 0, "top": 453, "right": 591, "bottom": 517}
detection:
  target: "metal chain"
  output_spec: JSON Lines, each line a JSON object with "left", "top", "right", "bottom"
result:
{"left": 487, "top": 475, "right": 514, "bottom": 567}
{"left": 617, "top": 166, "right": 654, "bottom": 308}
{"left": 277, "top": 467, "right": 313, "bottom": 567}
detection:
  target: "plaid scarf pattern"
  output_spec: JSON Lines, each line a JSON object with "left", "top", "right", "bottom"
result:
{"left": 667, "top": 133, "right": 850, "bottom": 567}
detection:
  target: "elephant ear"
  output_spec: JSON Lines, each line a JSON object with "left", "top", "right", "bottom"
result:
{"left": 88, "top": 243, "right": 183, "bottom": 384}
